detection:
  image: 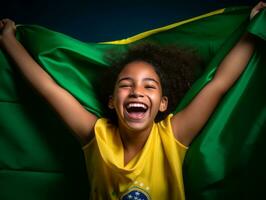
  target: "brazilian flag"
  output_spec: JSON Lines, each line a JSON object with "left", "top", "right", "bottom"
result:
{"left": 0, "top": 6, "right": 265, "bottom": 200}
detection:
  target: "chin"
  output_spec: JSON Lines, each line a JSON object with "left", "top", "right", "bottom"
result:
{"left": 120, "top": 118, "right": 153, "bottom": 133}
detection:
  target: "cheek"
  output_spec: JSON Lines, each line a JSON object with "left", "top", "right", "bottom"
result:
{"left": 149, "top": 93, "right": 163, "bottom": 107}
{"left": 113, "top": 89, "right": 128, "bottom": 106}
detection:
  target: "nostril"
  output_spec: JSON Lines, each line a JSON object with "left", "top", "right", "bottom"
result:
{"left": 129, "top": 87, "right": 144, "bottom": 97}
{"left": 129, "top": 91, "right": 144, "bottom": 98}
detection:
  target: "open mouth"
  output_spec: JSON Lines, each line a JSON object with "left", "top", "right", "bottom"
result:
{"left": 125, "top": 103, "right": 148, "bottom": 120}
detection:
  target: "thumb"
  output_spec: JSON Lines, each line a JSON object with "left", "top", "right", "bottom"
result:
{"left": 250, "top": 1, "right": 266, "bottom": 20}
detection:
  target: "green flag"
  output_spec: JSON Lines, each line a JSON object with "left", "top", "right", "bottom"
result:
{"left": 0, "top": 6, "right": 265, "bottom": 200}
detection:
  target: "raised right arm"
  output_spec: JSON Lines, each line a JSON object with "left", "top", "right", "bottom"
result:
{"left": 0, "top": 19, "right": 97, "bottom": 145}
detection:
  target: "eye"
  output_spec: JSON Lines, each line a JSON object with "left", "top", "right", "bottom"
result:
{"left": 145, "top": 85, "right": 156, "bottom": 89}
{"left": 119, "top": 83, "right": 132, "bottom": 88}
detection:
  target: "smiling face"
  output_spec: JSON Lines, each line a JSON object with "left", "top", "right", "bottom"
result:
{"left": 109, "top": 61, "right": 168, "bottom": 133}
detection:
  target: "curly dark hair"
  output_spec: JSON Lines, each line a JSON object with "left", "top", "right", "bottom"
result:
{"left": 99, "top": 42, "right": 202, "bottom": 123}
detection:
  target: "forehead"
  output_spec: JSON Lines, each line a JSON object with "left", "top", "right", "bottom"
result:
{"left": 118, "top": 61, "right": 160, "bottom": 81}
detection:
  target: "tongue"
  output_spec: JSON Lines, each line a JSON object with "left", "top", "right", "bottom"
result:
{"left": 127, "top": 111, "right": 145, "bottom": 119}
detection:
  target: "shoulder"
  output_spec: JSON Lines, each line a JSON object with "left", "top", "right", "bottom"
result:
{"left": 82, "top": 118, "right": 117, "bottom": 149}
{"left": 156, "top": 114, "right": 174, "bottom": 131}
{"left": 156, "top": 114, "right": 188, "bottom": 150}
{"left": 93, "top": 118, "right": 120, "bottom": 145}
{"left": 94, "top": 118, "right": 116, "bottom": 133}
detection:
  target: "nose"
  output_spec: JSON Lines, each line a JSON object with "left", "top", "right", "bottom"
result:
{"left": 129, "top": 85, "right": 144, "bottom": 98}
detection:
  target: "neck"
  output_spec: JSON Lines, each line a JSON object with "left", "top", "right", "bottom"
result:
{"left": 118, "top": 123, "right": 153, "bottom": 165}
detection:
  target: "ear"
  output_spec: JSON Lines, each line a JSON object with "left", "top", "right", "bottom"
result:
{"left": 108, "top": 95, "right": 115, "bottom": 109}
{"left": 159, "top": 96, "right": 168, "bottom": 112}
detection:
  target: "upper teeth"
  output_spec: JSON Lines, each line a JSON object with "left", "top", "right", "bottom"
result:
{"left": 127, "top": 103, "right": 147, "bottom": 109}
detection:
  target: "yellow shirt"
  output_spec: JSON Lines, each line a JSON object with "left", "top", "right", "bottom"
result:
{"left": 83, "top": 114, "right": 188, "bottom": 200}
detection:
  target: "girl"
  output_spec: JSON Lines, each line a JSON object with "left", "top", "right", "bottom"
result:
{"left": 0, "top": 2, "right": 265, "bottom": 199}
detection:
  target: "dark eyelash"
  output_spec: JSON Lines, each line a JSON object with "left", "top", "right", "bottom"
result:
{"left": 145, "top": 85, "right": 156, "bottom": 89}
{"left": 119, "top": 84, "right": 132, "bottom": 88}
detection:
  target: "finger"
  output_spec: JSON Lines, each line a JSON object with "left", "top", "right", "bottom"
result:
{"left": 2, "top": 18, "right": 14, "bottom": 25}
{"left": 2, "top": 18, "right": 12, "bottom": 22}
{"left": 250, "top": 1, "right": 266, "bottom": 19}
{"left": 261, "top": 2, "right": 266, "bottom": 9}
{"left": 0, "top": 20, "right": 4, "bottom": 28}
{"left": 255, "top": 1, "right": 266, "bottom": 10}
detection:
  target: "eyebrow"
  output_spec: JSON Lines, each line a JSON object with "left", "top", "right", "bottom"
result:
{"left": 118, "top": 77, "right": 160, "bottom": 85}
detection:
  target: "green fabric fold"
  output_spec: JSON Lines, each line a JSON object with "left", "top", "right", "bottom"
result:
{"left": 0, "top": 6, "right": 265, "bottom": 200}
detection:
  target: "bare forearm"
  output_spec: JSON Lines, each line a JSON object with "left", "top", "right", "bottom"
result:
{"left": 1, "top": 34, "right": 97, "bottom": 143}
{"left": 1, "top": 34, "right": 55, "bottom": 95}
{"left": 213, "top": 33, "right": 257, "bottom": 92}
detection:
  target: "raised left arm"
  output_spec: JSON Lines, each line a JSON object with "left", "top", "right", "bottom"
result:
{"left": 171, "top": 2, "right": 266, "bottom": 146}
